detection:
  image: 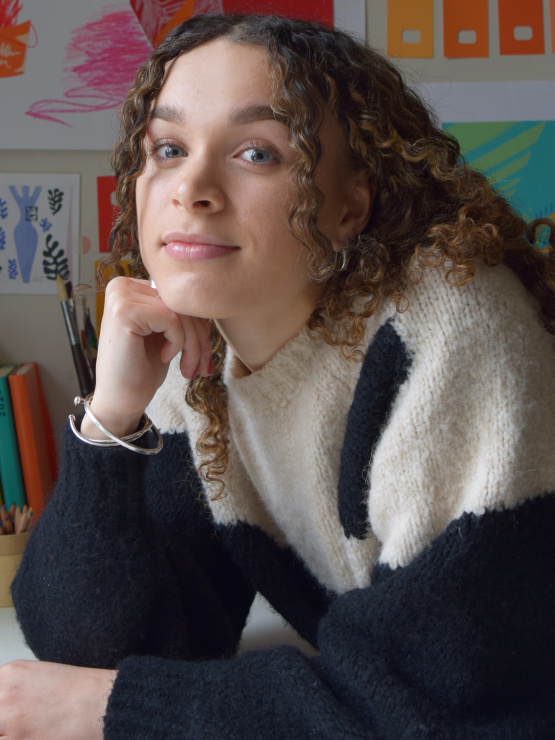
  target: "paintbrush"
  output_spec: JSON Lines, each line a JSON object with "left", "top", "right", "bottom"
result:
{"left": 56, "top": 274, "right": 95, "bottom": 397}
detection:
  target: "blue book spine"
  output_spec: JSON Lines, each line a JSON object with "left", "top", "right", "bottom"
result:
{"left": 0, "top": 365, "right": 27, "bottom": 509}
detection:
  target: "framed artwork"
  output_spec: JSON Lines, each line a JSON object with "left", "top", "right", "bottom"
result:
{"left": 0, "top": 173, "right": 80, "bottom": 294}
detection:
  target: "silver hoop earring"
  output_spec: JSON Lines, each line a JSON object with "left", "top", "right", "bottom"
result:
{"left": 336, "top": 247, "right": 350, "bottom": 272}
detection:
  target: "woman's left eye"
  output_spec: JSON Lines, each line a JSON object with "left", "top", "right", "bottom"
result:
{"left": 238, "top": 147, "right": 275, "bottom": 165}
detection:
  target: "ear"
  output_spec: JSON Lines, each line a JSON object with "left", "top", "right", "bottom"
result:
{"left": 333, "top": 171, "right": 374, "bottom": 251}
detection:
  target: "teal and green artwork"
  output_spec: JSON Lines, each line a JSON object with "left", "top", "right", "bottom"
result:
{"left": 444, "top": 121, "right": 555, "bottom": 247}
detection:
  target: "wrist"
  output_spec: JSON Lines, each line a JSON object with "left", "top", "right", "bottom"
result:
{"left": 80, "top": 399, "right": 143, "bottom": 440}
{"left": 69, "top": 394, "right": 163, "bottom": 455}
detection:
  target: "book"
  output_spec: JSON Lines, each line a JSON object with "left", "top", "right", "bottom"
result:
{"left": 9, "top": 362, "right": 57, "bottom": 517}
{"left": 0, "top": 364, "right": 26, "bottom": 509}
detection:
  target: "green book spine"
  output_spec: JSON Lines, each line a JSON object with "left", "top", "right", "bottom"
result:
{"left": 0, "top": 365, "right": 27, "bottom": 509}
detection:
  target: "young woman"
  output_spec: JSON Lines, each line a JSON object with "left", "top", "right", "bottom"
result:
{"left": 7, "top": 13, "right": 555, "bottom": 739}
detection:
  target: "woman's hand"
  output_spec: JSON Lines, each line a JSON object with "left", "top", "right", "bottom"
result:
{"left": 83, "top": 276, "right": 212, "bottom": 439}
{"left": 0, "top": 660, "right": 116, "bottom": 739}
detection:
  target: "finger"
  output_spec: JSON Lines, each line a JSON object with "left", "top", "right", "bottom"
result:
{"left": 177, "top": 315, "right": 203, "bottom": 379}
{"left": 106, "top": 275, "right": 151, "bottom": 295}
{"left": 132, "top": 306, "right": 186, "bottom": 362}
{"left": 105, "top": 276, "right": 160, "bottom": 304}
{"left": 107, "top": 279, "right": 198, "bottom": 366}
{"left": 177, "top": 316, "right": 213, "bottom": 379}
{"left": 106, "top": 284, "right": 184, "bottom": 351}
{"left": 192, "top": 317, "right": 213, "bottom": 376}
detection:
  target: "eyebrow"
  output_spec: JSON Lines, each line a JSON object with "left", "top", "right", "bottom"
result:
{"left": 149, "top": 105, "right": 183, "bottom": 125}
{"left": 229, "top": 104, "right": 277, "bottom": 125}
{"left": 149, "top": 103, "right": 278, "bottom": 126}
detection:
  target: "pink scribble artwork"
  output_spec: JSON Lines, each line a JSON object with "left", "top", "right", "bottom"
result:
{"left": 25, "top": 7, "right": 152, "bottom": 126}
{"left": 25, "top": 0, "right": 223, "bottom": 128}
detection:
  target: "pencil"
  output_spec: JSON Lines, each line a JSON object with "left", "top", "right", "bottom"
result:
{"left": 3, "top": 516, "right": 13, "bottom": 535}
{"left": 15, "top": 512, "right": 28, "bottom": 535}
{"left": 14, "top": 505, "right": 21, "bottom": 532}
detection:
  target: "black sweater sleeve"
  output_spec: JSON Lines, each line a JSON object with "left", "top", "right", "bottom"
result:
{"left": 102, "top": 493, "right": 555, "bottom": 739}
{"left": 11, "top": 423, "right": 255, "bottom": 668}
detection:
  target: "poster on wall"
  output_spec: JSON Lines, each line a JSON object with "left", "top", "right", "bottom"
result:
{"left": 443, "top": 121, "right": 555, "bottom": 228}
{"left": 0, "top": 173, "right": 80, "bottom": 294}
{"left": 0, "top": 0, "right": 365, "bottom": 152}
{"left": 417, "top": 80, "right": 555, "bottom": 237}
{"left": 386, "top": 0, "right": 552, "bottom": 58}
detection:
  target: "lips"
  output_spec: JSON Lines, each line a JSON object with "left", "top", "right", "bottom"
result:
{"left": 163, "top": 232, "right": 237, "bottom": 248}
{"left": 162, "top": 232, "right": 238, "bottom": 261}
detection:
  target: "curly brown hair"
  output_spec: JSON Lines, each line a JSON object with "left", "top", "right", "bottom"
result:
{"left": 100, "top": 13, "right": 555, "bottom": 496}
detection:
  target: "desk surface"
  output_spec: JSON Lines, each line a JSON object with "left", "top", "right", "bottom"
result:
{"left": 0, "top": 607, "right": 36, "bottom": 664}
{"left": 0, "top": 594, "right": 314, "bottom": 665}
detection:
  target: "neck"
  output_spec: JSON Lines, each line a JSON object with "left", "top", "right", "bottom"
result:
{"left": 216, "top": 289, "right": 321, "bottom": 374}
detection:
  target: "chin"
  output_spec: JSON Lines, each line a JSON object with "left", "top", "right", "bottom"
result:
{"left": 157, "top": 275, "right": 228, "bottom": 317}
{"left": 159, "top": 293, "right": 222, "bottom": 321}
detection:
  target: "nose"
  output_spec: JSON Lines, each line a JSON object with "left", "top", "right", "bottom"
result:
{"left": 171, "top": 152, "right": 225, "bottom": 214}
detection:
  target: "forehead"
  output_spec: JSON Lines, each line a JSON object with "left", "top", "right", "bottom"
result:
{"left": 156, "top": 40, "right": 274, "bottom": 117}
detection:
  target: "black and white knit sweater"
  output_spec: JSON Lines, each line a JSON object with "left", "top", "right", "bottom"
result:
{"left": 12, "top": 263, "right": 555, "bottom": 739}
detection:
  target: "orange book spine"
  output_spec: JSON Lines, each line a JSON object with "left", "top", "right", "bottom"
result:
{"left": 33, "top": 362, "right": 58, "bottom": 484}
{"left": 8, "top": 363, "right": 57, "bottom": 517}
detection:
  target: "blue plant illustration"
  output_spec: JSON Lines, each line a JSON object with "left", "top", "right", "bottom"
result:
{"left": 0, "top": 199, "right": 7, "bottom": 219}
{"left": 0, "top": 227, "right": 5, "bottom": 250}
{"left": 8, "top": 259, "right": 18, "bottom": 279}
{"left": 40, "top": 217, "right": 52, "bottom": 232}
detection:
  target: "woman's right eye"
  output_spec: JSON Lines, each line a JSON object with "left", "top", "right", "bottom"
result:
{"left": 149, "top": 142, "right": 185, "bottom": 161}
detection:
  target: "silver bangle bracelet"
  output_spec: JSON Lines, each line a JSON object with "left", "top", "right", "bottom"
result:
{"left": 69, "top": 394, "right": 163, "bottom": 455}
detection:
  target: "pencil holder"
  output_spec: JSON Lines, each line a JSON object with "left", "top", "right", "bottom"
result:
{"left": 0, "top": 531, "right": 31, "bottom": 607}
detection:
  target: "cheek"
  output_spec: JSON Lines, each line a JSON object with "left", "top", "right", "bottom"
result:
{"left": 135, "top": 175, "right": 164, "bottom": 242}
{"left": 134, "top": 179, "right": 147, "bottom": 230}
{"left": 135, "top": 180, "right": 155, "bottom": 270}
{"left": 242, "top": 174, "right": 291, "bottom": 221}
{"left": 135, "top": 168, "right": 168, "bottom": 212}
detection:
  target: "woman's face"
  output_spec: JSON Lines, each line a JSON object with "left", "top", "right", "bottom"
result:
{"left": 136, "top": 39, "right": 359, "bottom": 324}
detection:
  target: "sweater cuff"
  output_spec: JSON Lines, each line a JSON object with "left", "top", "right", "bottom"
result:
{"left": 104, "top": 656, "right": 199, "bottom": 739}
{"left": 103, "top": 648, "right": 311, "bottom": 740}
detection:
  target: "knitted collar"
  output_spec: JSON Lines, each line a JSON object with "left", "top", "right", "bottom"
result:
{"left": 223, "top": 324, "right": 318, "bottom": 409}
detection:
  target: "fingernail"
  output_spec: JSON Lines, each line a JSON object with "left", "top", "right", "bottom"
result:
{"left": 184, "top": 361, "right": 199, "bottom": 379}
